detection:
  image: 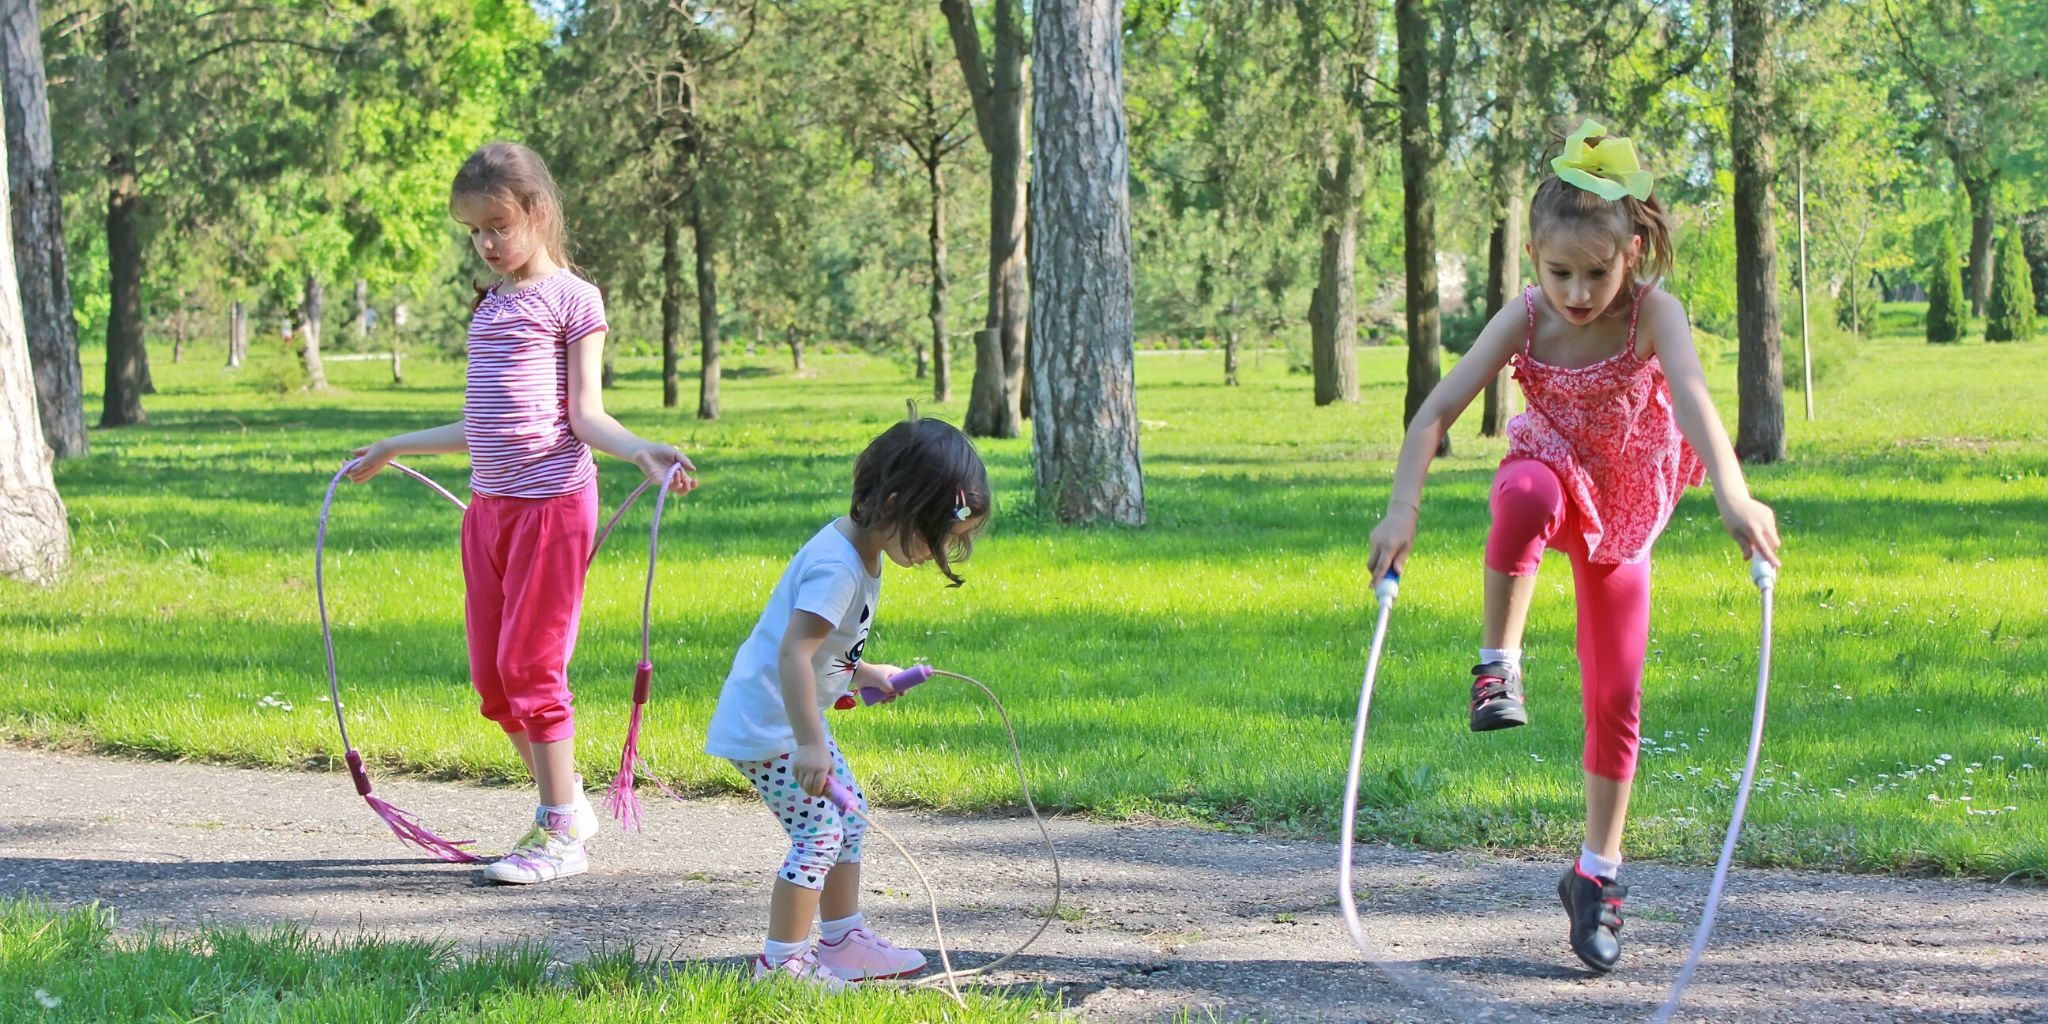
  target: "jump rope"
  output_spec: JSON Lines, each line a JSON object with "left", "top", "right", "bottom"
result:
{"left": 316, "top": 458, "right": 1061, "bottom": 1001}
{"left": 1339, "top": 554, "right": 1778, "bottom": 1023}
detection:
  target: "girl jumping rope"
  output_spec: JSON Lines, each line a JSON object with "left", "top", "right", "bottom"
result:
{"left": 1366, "top": 120, "right": 1782, "bottom": 972}
{"left": 346, "top": 142, "right": 696, "bottom": 885}
{"left": 705, "top": 414, "right": 989, "bottom": 989}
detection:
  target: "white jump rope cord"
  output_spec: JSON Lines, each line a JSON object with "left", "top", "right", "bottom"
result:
{"left": 842, "top": 669, "right": 1064, "bottom": 1008}
{"left": 1341, "top": 555, "right": 1778, "bottom": 1024}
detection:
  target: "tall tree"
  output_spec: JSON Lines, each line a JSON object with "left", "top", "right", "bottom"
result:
{"left": 1731, "top": 0, "right": 1784, "bottom": 463}
{"left": 941, "top": 0, "right": 1028, "bottom": 438}
{"left": 1478, "top": 6, "right": 1529, "bottom": 437}
{"left": 97, "top": 0, "right": 144, "bottom": 425}
{"left": 0, "top": 91, "right": 66, "bottom": 583}
{"left": 1030, "top": 0, "right": 1142, "bottom": 525}
{"left": 1884, "top": 0, "right": 2048, "bottom": 317}
{"left": 1292, "top": 0, "right": 1378, "bottom": 406}
{"left": 0, "top": 0, "right": 84, "bottom": 457}
{"left": 1396, "top": 0, "right": 1449, "bottom": 455}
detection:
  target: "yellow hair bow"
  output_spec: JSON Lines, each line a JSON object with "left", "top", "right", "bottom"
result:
{"left": 1552, "top": 119, "right": 1655, "bottom": 202}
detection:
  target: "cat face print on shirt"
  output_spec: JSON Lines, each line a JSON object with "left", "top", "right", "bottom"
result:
{"left": 830, "top": 603, "right": 872, "bottom": 680}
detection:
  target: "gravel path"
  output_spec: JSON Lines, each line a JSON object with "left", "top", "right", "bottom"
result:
{"left": 0, "top": 747, "right": 2039, "bottom": 1023}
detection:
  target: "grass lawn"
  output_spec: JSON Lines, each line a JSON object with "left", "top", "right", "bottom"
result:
{"left": 1, "top": 310, "right": 2041, "bottom": 879}
{"left": 0, "top": 899, "right": 1052, "bottom": 1023}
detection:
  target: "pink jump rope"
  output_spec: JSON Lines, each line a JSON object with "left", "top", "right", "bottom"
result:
{"left": 319, "top": 462, "right": 1061, "bottom": 1001}
{"left": 315, "top": 457, "right": 686, "bottom": 862}
{"left": 823, "top": 663, "right": 1064, "bottom": 1007}
{"left": 1340, "top": 554, "right": 1777, "bottom": 1023}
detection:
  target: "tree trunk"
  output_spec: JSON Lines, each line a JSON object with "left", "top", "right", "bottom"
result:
{"left": 1396, "top": 0, "right": 1446, "bottom": 456}
{"left": 1480, "top": 23, "right": 1524, "bottom": 439}
{"left": 943, "top": 0, "right": 1027, "bottom": 439}
{"left": 691, "top": 195, "right": 720, "bottom": 421}
{"left": 228, "top": 300, "right": 245, "bottom": 367}
{"left": 1029, "top": 0, "right": 1143, "bottom": 525}
{"left": 1480, "top": 210, "right": 1517, "bottom": 437}
{"left": 1731, "top": 0, "right": 1784, "bottom": 463}
{"left": 171, "top": 295, "right": 184, "bottom": 363}
{"left": 789, "top": 330, "right": 804, "bottom": 372}
{"left": 0, "top": 87, "right": 67, "bottom": 583}
{"left": 928, "top": 154, "right": 952, "bottom": 402}
{"left": 1223, "top": 316, "right": 1240, "bottom": 387}
{"left": 1, "top": 0, "right": 83, "bottom": 457}
{"left": 661, "top": 215, "right": 681, "bottom": 408}
{"left": 1298, "top": 4, "right": 1362, "bottom": 408}
{"left": 300, "top": 275, "right": 328, "bottom": 390}
{"left": 354, "top": 278, "right": 369, "bottom": 341}
{"left": 1962, "top": 174, "right": 1994, "bottom": 318}
{"left": 390, "top": 303, "right": 404, "bottom": 385}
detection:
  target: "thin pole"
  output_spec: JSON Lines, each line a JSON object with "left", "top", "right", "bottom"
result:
{"left": 1797, "top": 151, "right": 1813, "bottom": 421}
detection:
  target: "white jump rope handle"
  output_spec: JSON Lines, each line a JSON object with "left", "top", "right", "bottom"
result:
{"left": 1650, "top": 552, "right": 1777, "bottom": 1024}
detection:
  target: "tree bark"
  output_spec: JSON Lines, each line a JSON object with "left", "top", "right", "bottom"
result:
{"left": 691, "top": 194, "right": 720, "bottom": 421}
{"left": 171, "top": 295, "right": 184, "bottom": 363}
{"left": 1029, "top": 0, "right": 1143, "bottom": 525}
{"left": 1481, "top": 187, "right": 1522, "bottom": 437}
{"left": 1962, "top": 174, "right": 1994, "bottom": 318}
{"left": 927, "top": 153, "right": 952, "bottom": 402}
{"left": 390, "top": 302, "right": 404, "bottom": 384}
{"left": 300, "top": 275, "right": 328, "bottom": 390}
{"left": 1, "top": 0, "right": 83, "bottom": 457}
{"left": 98, "top": 1, "right": 144, "bottom": 426}
{"left": 942, "top": 0, "right": 1027, "bottom": 438}
{"left": 661, "top": 215, "right": 681, "bottom": 408}
{"left": 1731, "top": 0, "right": 1784, "bottom": 463}
{"left": 354, "top": 278, "right": 369, "bottom": 341}
{"left": 789, "top": 331, "right": 804, "bottom": 372}
{"left": 1396, "top": 0, "right": 1446, "bottom": 456}
{"left": 0, "top": 84, "right": 67, "bottom": 583}
{"left": 1296, "top": 1, "right": 1363, "bottom": 407}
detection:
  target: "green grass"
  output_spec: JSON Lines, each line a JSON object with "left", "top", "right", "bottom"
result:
{"left": 0, "top": 898, "right": 1052, "bottom": 1022}
{"left": 2, "top": 316, "right": 2043, "bottom": 880}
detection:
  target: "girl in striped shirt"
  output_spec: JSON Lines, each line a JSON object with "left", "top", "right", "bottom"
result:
{"left": 347, "top": 142, "right": 697, "bottom": 885}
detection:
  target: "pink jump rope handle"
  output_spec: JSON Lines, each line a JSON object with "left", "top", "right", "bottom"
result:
{"left": 858, "top": 664, "right": 935, "bottom": 706}
{"left": 823, "top": 778, "right": 860, "bottom": 815}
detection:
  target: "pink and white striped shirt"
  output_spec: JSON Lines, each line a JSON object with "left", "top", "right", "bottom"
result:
{"left": 463, "top": 270, "right": 607, "bottom": 499}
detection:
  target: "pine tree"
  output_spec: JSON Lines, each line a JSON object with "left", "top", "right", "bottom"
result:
{"left": 1926, "top": 233, "right": 1968, "bottom": 344}
{"left": 1985, "top": 227, "right": 2035, "bottom": 342}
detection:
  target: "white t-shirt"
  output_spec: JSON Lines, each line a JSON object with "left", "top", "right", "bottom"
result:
{"left": 704, "top": 519, "right": 882, "bottom": 761}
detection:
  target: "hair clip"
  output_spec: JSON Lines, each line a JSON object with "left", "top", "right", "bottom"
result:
{"left": 954, "top": 488, "right": 970, "bottom": 521}
{"left": 1552, "top": 118, "right": 1655, "bottom": 202}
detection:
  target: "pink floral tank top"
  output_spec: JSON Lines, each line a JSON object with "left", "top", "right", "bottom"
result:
{"left": 1504, "top": 284, "right": 1705, "bottom": 564}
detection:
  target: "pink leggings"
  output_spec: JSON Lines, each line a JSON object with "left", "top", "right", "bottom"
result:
{"left": 1486, "top": 459, "right": 1650, "bottom": 782}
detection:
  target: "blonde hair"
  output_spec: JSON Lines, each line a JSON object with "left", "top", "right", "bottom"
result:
{"left": 450, "top": 142, "right": 574, "bottom": 286}
{"left": 1529, "top": 120, "right": 1674, "bottom": 282}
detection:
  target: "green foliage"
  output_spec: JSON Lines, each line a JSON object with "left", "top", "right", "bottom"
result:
{"left": 1985, "top": 227, "right": 2036, "bottom": 342}
{"left": 1925, "top": 232, "right": 1969, "bottom": 343}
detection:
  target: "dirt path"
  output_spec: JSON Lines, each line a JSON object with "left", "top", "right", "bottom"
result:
{"left": 0, "top": 747, "right": 2039, "bottom": 1022}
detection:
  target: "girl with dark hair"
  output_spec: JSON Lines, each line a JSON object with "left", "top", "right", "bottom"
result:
{"left": 348, "top": 142, "right": 697, "bottom": 886}
{"left": 705, "top": 413, "right": 990, "bottom": 988}
{"left": 1365, "top": 119, "right": 1781, "bottom": 973}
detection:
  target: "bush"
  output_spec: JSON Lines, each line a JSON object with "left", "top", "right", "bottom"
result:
{"left": 1782, "top": 295, "right": 1860, "bottom": 390}
{"left": 1926, "top": 233, "right": 1968, "bottom": 344}
{"left": 1834, "top": 277, "right": 1881, "bottom": 337}
{"left": 1985, "top": 227, "right": 2036, "bottom": 343}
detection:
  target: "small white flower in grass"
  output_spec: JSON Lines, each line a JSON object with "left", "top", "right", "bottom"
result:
{"left": 33, "top": 990, "right": 59, "bottom": 1009}
{"left": 1530, "top": 753, "right": 1544, "bottom": 762}
{"left": 1938, "top": 754, "right": 1953, "bottom": 762}
{"left": 1969, "top": 762, "right": 1982, "bottom": 768}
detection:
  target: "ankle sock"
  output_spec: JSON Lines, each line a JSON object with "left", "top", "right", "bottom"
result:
{"left": 1577, "top": 845, "right": 1621, "bottom": 881}
{"left": 1479, "top": 647, "right": 1523, "bottom": 672}
{"left": 820, "top": 912, "right": 865, "bottom": 944}
{"left": 763, "top": 936, "right": 810, "bottom": 963}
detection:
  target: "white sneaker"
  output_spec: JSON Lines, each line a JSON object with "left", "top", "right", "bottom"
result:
{"left": 815, "top": 927, "right": 929, "bottom": 981}
{"left": 751, "top": 950, "right": 849, "bottom": 991}
{"left": 482, "top": 812, "right": 587, "bottom": 884}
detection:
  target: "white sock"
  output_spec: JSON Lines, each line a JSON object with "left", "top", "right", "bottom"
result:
{"left": 1578, "top": 845, "right": 1622, "bottom": 880}
{"left": 536, "top": 802, "right": 576, "bottom": 828}
{"left": 763, "top": 936, "right": 810, "bottom": 963}
{"left": 820, "top": 912, "right": 865, "bottom": 944}
{"left": 1479, "top": 647, "right": 1523, "bottom": 671}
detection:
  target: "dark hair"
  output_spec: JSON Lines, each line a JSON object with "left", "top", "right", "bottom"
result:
{"left": 1529, "top": 119, "right": 1674, "bottom": 283}
{"left": 849, "top": 408, "right": 990, "bottom": 587}
{"left": 451, "top": 142, "right": 575, "bottom": 311}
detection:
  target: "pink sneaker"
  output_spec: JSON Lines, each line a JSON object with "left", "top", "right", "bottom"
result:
{"left": 815, "top": 927, "right": 928, "bottom": 981}
{"left": 751, "top": 950, "right": 849, "bottom": 991}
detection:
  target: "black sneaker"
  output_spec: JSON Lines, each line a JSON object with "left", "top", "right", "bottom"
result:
{"left": 1557, "top": 864, "right": 1627, "bottom": 973}
{"left": 1468, "top": 661, "right": 1528, "bottom": 732}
